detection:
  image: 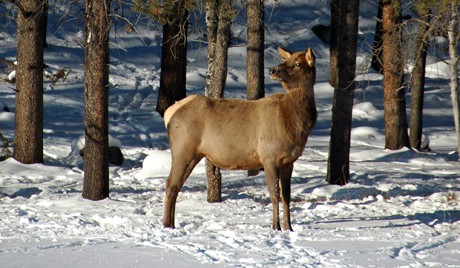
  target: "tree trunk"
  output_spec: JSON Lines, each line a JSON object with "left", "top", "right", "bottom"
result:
{"left": 43, "top": 0, "right": 48, "bottom": 48}
{"left": 246, "top": 0, "right": 265, "bottom": 177}
{"left": 156, "top": 1, "right": 188, "bottom": 117}
{"left": 205, "top": 0, "right": 233, "bottom": 203}
{"left": 14, "top": 0, "right": 47, "bottom": 164}
{"left": 82, "top": 0, "right": 111, "bottom": 201}
{"left": 382, "top": 0, "right": 409, "bottom": 150}
{"left": 246, "top": 0, "right": 264, "bottom": 101}
{"left": 448, "top": 2, "right": 460, "bottom": 157}
{"left": 371, "top": 0, "right": 384, "bottom": 74}
{"left": 204, "top": 0, "right": 221, "bottom": 202}
{"left": 205, "top": 0, "right": 218, "bottom": 97}
{"left": 409, "top": 10, "right": 430, "bottom": 150}
{"left": 329, "top": 0, "right": 339, "bottom": 88}
{"left": 209, "top": 0, "right": 232, "bottom": 98}
{"left": 206, "top": 158, "right": 222, "bottom": 202}
{"left": 326, "top": 0, "right": 360, "bottom": 186}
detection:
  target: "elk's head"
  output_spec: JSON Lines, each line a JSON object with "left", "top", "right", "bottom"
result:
{"left": 269, "top": 47, "right": 316, "bottom": 92}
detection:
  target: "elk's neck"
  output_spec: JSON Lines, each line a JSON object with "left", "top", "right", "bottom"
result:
{"left": 286, "top": 85, "right": 317, "bottom": 130}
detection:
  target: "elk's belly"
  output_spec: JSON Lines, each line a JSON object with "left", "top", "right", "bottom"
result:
{"left": 199, "top": 142, "right": 263, "bottom": 170}
{"left": 207, "top": 156, "right": 264, "bottom": 170}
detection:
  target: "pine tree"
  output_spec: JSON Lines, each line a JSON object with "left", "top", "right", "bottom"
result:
{"left": 409, "top": 7, "right": 431, "bottom": 150}
{"left": 82, "top": 0, "right": 111, "bottom": 201}
{"left": 371, "top": 0, "right": 384, "bottom": 74}
{"left": 246, "top": 0, "right": 265, "bottom": 177}
{"left": 13, "top": 0, "right": 47, "bottom": 164}
{"left": 246, "top": 0, "right": 264, "bottom": 101}
{"left": 447, "top": 1, "right": 460, "bottom": 158}
{"left": 382, "top": 0, "right": 409, "bottom": 150}
{"left": 326, "top": 0, "right": 360, "bottom": 186}
{"left": 155, "top": 0, "right": 188, "bottom": 117}
{"left": 205, "top": 0, "right": 234, "bottom": 202}
{"left": 204, "top": 0, "right": 221, "bottom": 202}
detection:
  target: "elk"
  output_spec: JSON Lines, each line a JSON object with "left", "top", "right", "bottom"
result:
{"left": 163, "top": 46, "right": 317, "bottom": 231}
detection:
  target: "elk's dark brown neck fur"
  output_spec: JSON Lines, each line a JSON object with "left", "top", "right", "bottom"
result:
{"left": 287, "top": 87, "right": 317, "bottom": 131}
{"left": 275, "top": 48, "right": 317, "bottom": 134}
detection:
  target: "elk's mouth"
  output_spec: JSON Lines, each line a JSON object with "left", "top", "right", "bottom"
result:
{"left": 270, "top": 75, "right": 283, "bottom": 82}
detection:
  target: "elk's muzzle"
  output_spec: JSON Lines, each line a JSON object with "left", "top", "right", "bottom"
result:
{"left": 269, "top": 67, "right": 283, "bottom": 82}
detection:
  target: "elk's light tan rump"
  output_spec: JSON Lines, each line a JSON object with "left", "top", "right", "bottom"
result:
{"left": 164, "top": 95, "right": 200, "bottom": 128}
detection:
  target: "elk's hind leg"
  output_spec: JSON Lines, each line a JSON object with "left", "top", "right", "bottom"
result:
{"left": 163, "top": 155, "right": 202, "bottom": 228}
{"left": 279, "top": 163, "right": 293, "bottom": 231}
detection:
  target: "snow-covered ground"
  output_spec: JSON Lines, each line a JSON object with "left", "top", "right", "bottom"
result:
{"left": 1, "top": 1, "right": 459, "bottom": 267}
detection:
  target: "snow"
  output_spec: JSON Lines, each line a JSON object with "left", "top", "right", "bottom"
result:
{"left": 1, "top": 0, "right": 460, "bottom": 267}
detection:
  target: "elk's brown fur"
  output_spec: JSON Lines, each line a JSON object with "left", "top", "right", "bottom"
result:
{"left": 163, "top": 47, "right": 317, "bottom": 231}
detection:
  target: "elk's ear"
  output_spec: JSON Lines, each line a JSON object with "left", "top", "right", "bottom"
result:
{"left": 278, "top": 47, "right": 292, "bottom": 61}
{"left": 305, "top": 48, "right": 315, "bottom": 68}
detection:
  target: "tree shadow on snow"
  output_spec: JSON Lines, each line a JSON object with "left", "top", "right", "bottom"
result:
{"left": 302, "top": 209, "right": 460, "bottom": 229}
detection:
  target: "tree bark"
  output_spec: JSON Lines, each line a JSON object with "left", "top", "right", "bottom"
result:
{"left": 448, "top": 2, "right": 460, "bottom": 157}
{"left": 326, "top": 0, "right": 360, "bottom": 186}
{"left": 204, "top": 0, "right": 221, "bottom": 203}
{"left": 246, "top": 0, "right": 265, "bottom": 101}
{"left": 371, "top": 0, "right": 384, "bottom": 74}
{"left": 409, "top": 10, "right": 430, "bottom": 150}
{"left": 246, "top": 0, "right": 265, "bottom": 177}
{"left": 14, "top": 0, "right": 47, "bottom": 164}
{"left": 382, "top": 0, "right": 409, "bottom": 150}
{"left": 43, "top": 0, "right": 48, "bottom": 48}
{"left": 329, "top": 0, "right": 339, "bottom": 88}
{"left": 205, "top": 0, "right": 233, "bottom": 203}
{"left": 82, "top": 0, "right": 111, "bottom": 201}
{"left": 156, "top": 0, "right": 188, "bottom": 117}
{"left": 206, "top": 158, "right": 222, "bottom": 203}
{"left": 205, "top": 0, "right": 218, "bottom": 97}
{"left": 208, "top": 0, "right": 232, "bottom": 98}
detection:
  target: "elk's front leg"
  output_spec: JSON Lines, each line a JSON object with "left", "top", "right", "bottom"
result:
{"left": 279, "top": 163, "right": 293, "bottom": 231}
{"left": 263, "top": 163, "right": 281, "bottom": 230}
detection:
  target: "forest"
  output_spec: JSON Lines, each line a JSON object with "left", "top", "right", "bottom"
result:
{"left": 0, "top": 0, "right": 459, "bottom": 267}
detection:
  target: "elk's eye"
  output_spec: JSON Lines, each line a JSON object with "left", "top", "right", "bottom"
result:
{"left": 295, "top": 62, "right": 301, "bottom": 67}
